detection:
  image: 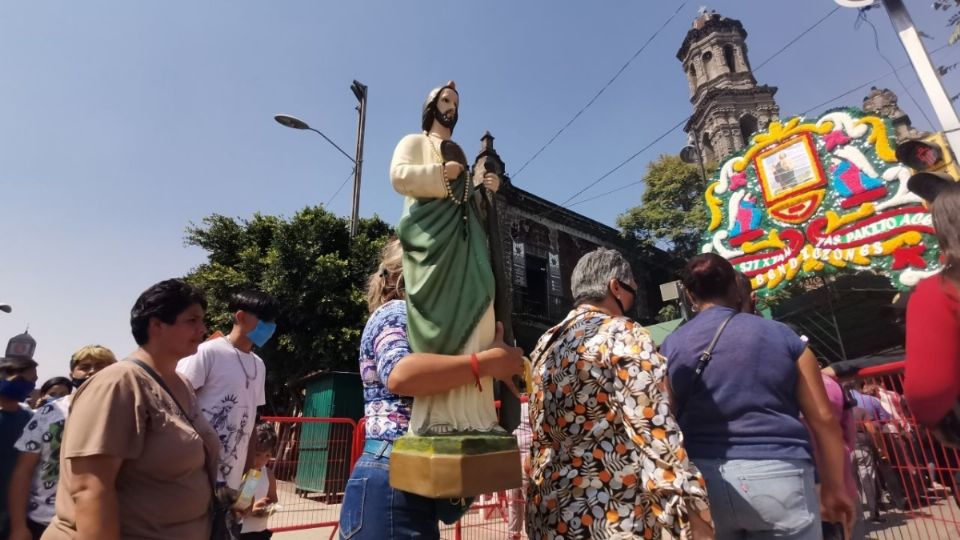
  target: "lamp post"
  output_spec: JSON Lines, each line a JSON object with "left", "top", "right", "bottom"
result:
{"left": 679, "top": 133, "right": 709, "bottom": 185}
{"left": 834, "top": 0, "right": 960, "bottom": 154}
{"left": 0, "top": 304, "right": 10, "bottom": 314}
{"left": 275, "top": 80, "right": 368, "bottom": 238}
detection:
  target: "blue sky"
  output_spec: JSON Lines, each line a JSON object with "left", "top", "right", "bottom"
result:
{"left": 2, "top": 1, "right": 958, "bottom": 382}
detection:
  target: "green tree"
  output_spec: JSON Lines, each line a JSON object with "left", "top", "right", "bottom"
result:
{"left": 183, "top": 206, "right": 393, "bottom": 414}
{"left": 617, "top": 154, "right": 711, "bottom": 261}
{"left": 934, "top": 0, "right": 960, "bottom": 46}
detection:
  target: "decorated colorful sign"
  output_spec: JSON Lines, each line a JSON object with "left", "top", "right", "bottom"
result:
{"left": 701, "top": 108, "right": 941, "bottom": 296}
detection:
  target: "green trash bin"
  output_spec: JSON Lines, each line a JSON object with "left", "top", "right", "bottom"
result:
{"left": 294, "top": 372, "right": 363, "bottom": 501}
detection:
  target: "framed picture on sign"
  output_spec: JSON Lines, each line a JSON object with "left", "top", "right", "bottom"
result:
{"left": 754, "top": 133, "right": 826, "bottom": 203}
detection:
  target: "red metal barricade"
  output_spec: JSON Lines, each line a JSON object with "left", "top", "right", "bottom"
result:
{"left": 441, "top": 489, "right": 527, "bottom": 539}
{"left": 845, "top": 362, "right": 960, "bottom": 539}
{"left": 260, "top": 416, "right": 359, "bottom": 539}
{"left": 265, "top": 364, "right": 960, "bottom": 539}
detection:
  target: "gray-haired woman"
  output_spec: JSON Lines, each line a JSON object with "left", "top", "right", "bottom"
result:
{"left": 527, "top": 248, "right": 714, "bottom": 539}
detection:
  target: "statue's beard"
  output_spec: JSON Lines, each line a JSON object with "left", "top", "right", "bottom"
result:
{"left": 435, "top": 108, "right": 458, "bottom": 130}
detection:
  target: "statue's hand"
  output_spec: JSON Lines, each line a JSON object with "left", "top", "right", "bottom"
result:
{"left": 444, "top": 161, "right": 464, "bottom": 182}
{"left": 482, "top": 172, "right": 501, "bottom": 193}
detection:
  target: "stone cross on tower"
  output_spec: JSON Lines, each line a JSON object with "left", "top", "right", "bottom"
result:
{"left": 677, "top": 11, "right": 779, "bottom": 164}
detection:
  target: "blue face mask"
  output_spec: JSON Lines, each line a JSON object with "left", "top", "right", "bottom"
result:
{"left": 246, "top": 320, "right": 277, "bottom": 348}
{"left": 0, "top": 379, "right": 36, "bottom": 403}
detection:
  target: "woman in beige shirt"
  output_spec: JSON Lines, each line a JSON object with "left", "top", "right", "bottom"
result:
{"left": 42, "top": 279, "right": 220, "bottom": 540}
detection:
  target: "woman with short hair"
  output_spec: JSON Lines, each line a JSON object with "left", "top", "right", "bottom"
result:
{"left": 661, "top": 253, "right": 852, "bottom": 539}
{"left": 42, "top": 279, "right": 220, "bottom": 540}
{"left": 528, "top": 247, "right": 713, "bottom": 539}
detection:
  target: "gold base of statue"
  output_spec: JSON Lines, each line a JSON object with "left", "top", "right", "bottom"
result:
{"left": 389, "top": 433, "right": 521, "bottom": 498}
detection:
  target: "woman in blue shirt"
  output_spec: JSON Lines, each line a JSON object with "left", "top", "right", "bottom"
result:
{"left": 338, "top": 239, "right": 524, "bottom": 540}
{"left": 661, "top": 253, "right": 852, "bottom": 539}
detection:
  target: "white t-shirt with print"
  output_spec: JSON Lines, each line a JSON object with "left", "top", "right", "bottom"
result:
{"left": 14, "top": 396, "right": 70, "bottom": 525}
{"left": 177, "top": 337, "right": 266, "bottom": 489}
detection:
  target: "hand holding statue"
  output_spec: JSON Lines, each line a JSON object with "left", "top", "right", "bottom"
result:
{"left": 478, "top": 322, "right": 523, "bottom": 397}
{"left": 475, "top": 168, "right": 501, "bottom": 193}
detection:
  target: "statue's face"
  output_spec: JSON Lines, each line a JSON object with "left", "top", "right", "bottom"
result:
{"left": 435, "top": 88, "right": 458, "bottom": 129}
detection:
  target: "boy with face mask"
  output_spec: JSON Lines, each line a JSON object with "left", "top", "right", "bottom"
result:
{"left": 0, "top": 354, "right": 38, "bottom": 539}
{"left": 177, "top": 290, "right": 279, "bottom": 493}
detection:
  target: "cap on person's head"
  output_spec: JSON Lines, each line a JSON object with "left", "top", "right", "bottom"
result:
{"left": 5, "top": 331, "right": 36, "bottom": 361}
{"left": 907, "top": 171, "right": 955, "bottom": 203}
{"left": 0, "top": 355, "right": 38, "bottom": 376}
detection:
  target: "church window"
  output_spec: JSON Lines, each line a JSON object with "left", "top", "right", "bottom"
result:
{"left": 739, "top": 114, "right": 759, "bottom": 145}
{"left": 702, "top": 51, "right": 713, "bottom": 78}
{"left": 723, "top": 45, "right": 736, "bottom": 72}
{"left": 701, "top": 131, "right": 714, "bottom": 157}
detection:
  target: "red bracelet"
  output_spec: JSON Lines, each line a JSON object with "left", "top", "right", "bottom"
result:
{"left": 470, "top": 353, "right": 483, "bottom": 392}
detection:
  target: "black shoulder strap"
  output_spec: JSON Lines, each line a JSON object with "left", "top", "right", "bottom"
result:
{"left": 694, "top": 312, "right": 738, "bottom": 377}
{"left": 127, "top": 360, "right": 221, "bottom": 497}
{"left": 675, "top": 312, "right": 737, "bottom": 419}
{"left": 128, "top": 358, "right": 192, "bottom": 422}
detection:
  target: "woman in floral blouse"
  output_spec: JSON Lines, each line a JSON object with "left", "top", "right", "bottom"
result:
{"left": 528, "top": 248, "right": 713, "bottom": 539}
{"left": 338, "top": 239, "right": 525, "bottom": 540}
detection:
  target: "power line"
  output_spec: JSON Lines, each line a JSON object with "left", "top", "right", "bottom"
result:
{"left": 511, "top": 2, "right": 688, "bottom": 179}
{"left": 530, "top": 118, "right": 686, "bottom": 220}
{"left": 568, "top": 179, "right": 646, "bottom": 208}
{"left": 530, "top": 5, "right": 930, "bottom": 215}
{"left": 753, "top": 6, "right": 841, "bottom": 72}
{"left": 543, "top": 7, "right": 841, "bottom": 213}
{"left": 856, "top": 8, "right": 936, "bottom": 128}
{"left": 801, "top": 43, "right": 952, "bottom": 116}
{"left": 559, "top": 118, "right": 686, "bottom": 206}
{"left": 325, "top": 167, "right": 355, "bottom": 207}
{"left": 572, "top": 44, "right": 955, "bottom": 211}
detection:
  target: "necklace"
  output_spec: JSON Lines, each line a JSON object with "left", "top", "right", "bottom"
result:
{"left": 224, "top": 337, "right": 257, "bottom": 389}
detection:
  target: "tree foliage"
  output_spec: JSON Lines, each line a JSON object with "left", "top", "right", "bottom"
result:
{"left": 617, "top": 154, "right": 712, "bottom": 262}
{"left": 934, "top": 0, "right": 960, "bottom": 46}
{"left": 933, "top": 0, "right": 960, "bottom": 101}
{"left": 183, "top": 206, "right": 393, "bottom": 414}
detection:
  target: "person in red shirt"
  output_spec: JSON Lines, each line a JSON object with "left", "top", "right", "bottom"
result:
{"left": 904, "top": 175, "right": 960, "bottom": 428}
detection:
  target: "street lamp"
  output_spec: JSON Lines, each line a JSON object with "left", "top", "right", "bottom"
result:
{"left": 834, "top": 0, "right": 960, "bottom": 153}
{"left": 679, "top": 133, "right": 709, "bottom": 185}
{"left": 274, "top": 79, "right": 368, "bottom": 238}
{"left": 0, "top": 304, "right": 10, "bottom": 314}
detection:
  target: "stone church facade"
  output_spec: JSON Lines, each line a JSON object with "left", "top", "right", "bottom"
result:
{"left": 469, "top": 133, "right": 676, "bottom": 354}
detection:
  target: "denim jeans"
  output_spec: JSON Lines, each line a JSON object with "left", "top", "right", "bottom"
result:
{"left": 696, "top": 458, "right": 820, "bottom": 540}
{"left": 338, "top": 453, "right": 439, "bottom": 539}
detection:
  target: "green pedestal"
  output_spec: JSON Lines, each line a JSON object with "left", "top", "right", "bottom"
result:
{"left": 389, "top": 433, "right": 522, "bottom": 498}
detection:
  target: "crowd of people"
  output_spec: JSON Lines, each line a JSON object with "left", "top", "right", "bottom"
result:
{"left": 1, "top": 283, "right": 282, "bottom": 540}
{"left": 0, "top": 169, "right": 958, "bottom": 540}
{"left": 339, "top": 176, "right": 959, "bottom": 540}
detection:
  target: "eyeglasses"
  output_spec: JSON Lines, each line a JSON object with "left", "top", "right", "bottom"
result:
{"left": 618, "top": 281, "right": 636, "bottom": 296}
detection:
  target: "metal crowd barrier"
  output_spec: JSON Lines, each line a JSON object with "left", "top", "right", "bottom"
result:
{"left": 844, "top": 361, "right": 960, "bottom": 539}
{"left": 264, "top": 361, "right": 960, "bottom": 540}
{"left": 259, "top": 416, "right": 360, "bottom": 539}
